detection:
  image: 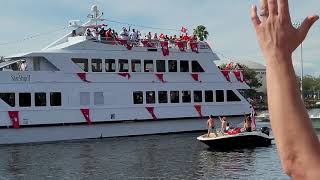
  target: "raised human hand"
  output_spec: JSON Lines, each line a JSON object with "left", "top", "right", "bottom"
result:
{"left": 251, "top": 0, "right": 318, "bottom": 62}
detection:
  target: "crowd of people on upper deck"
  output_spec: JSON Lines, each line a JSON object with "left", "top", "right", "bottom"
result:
{"left": 71, "top": 24, "right": 199, "bottom": 47}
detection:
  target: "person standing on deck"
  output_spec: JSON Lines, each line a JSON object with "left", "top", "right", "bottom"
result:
{"left": 220, "top": 117, "right": 227, "bottom": 133}
{"left": 207, "top": 115, "right": 216, "bottom": 137}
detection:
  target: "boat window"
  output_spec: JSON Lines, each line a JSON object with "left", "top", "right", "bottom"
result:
{"left": 170, "top": 91, "right": 179, "bottom": 103}
{"left": 180, "top": 60, "right": 189, "bottom": 72}
{"left": 216, "top": 90, "right": 224, "bottom": 102}
{"left": 146, "top": 91, "right": 156, "bottom": 104}
{"left": 158, "top": 91, "right": 168, "bottom": 104}
{"left": 131, "top": 60, "right": 141, "bottom": 72}
{"left": 94, "top": 92, "right": 104, "bottom": 105}
{"left": 194, "top": 91, "right": 203, "bottom": 103}
{"left": 72, "top": 58, "right": 88, "bottom": 72}
{"left": 192, "top": 61, "right": 205, "bottom": 72}
{"left": 35, "top": 92, "right": 46, "bottom": 107}
{"left": 80, "top": 92, "right": 90, "bottom": 106}
{"left": 133, "top": 91, "right": 143, "bottom": 104}
{"left": 227, "top": 90, "right": 241, "bottom": 102}
{"left": 182, "top": 91, "right": 191, "bottom": 103}
{"left": 50, "top": 92, "right": 62, "bottom": 106}
{"left": 156, "top": 60, "right": 166, "bottom": 72}
{"left": 168, "top": 60, "right": 177, "bottom": 72}
{"left": 19, "top": 93, "right": 31, "bottom": 107}
{"left": 91, "top": 59, "right": 102, "bottom": 72}
{"left": 144, "top": 60, "right": 154, "bottom": 72}
{"left": 0, "top": 93, "right": 15, "bottom": 107}
{"left": 205, "top": 90, "right": 214, "bottom": 102}
{"left": 105, "top": 59, "right": 116, "bottom": 72}
{"left": 119, "top": 59, "right": 129, "bottom": 72}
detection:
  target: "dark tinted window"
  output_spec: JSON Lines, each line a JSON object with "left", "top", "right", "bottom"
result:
{"left": 216, "top": 90, "right": 224, "bottom": 102}
{"left": 168, "top": 60, "right": 178, "bottom": 72}
{"left": 133, "top": 91, "right": 143, "bottom": 104}
{"left": 119, "top": 59, "right": 129, "bottom": 72}
{"left": 0, "top": 93, "right": 15, "bottom": 107}
{"left": 194, "top": 91, "right": 203, "bottom": 103}
{"left": 35, "top": 92, "right": 46, "bottom": 107}
{"left": 144, "top": 60, "right": 154, "bottom": 72}
{"left": 227, "top": 90, "right": 241, "bottom": 102}
{"left": 182, "top": 91, "right": 191, "bottom": 103}
{"left": 170, "top": 91, "right": 179, "bottom": 103}
{"left": 156, "top": 60, "right": 166, "bottom": 72}
{"left": 205, "top": 91, "right": 214, "bottom": 102}
{"left": 158, "top": 91, "right": 168, "bottom": 103}
{"left": 50, "top": 92, "right": 62, "bottom": 106}
{"left": 105, "top": 59, "right": 116, "bottom": 72}
{"left": 92, "top": 59, "right": 102, "bottom": 72}
{"left": 146, "top": 91, "right": 156, "bottom": 104}
{"left": 19, "top": 93, "right": 31, "bottom": 107}
{"left": 192, "top": 61, "right": 204, "bottom": 72}
{"left": 72, "top": 58, "right": 88, "bottom": 72}
{"left": 132, "top": 60, "right": 141, "bottom": 72}
{"left": 180, "top": 60, "right": 189, "bottom": 72}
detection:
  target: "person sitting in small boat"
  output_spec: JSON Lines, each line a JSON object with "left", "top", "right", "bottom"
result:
{"left": 243, "top": 114, "right": 252, "bottom": 132}
{"left": 220, "top": 117, "right": 228, "bottom": 133}
{"left": 207, "top": 115, "right": 216, "bottom": 137}
{"left": 226, "top": 123, "right": 230, "bottom": 131}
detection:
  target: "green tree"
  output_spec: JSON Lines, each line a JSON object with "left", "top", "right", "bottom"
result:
{"left": 193, "top": 25, "right": 209, "bottom": 41}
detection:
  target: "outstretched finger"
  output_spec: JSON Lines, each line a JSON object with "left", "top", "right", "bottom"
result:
{"left": 279, "top": 0, "right": 290, "bottom": 20}
{"left": 260, "top": 0, "right": 269, "bottom": 21}
{"left": 268, "top": 0, "right": 278, "bottom": 16}
{"left": 298, "top": 15, "right": 319, "bottom": 42}
{"left": 251, "top": 5, "right": 261, "bottom": 28}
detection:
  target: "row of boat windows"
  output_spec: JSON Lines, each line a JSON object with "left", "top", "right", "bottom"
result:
{"left": 72, "top": 58, "right": 205, "bottom": 73}
{"left": 0, "top": 92, "right": 62, "bottom": 107}
{"left": 133, "top": 90, "right": 241, "bottom": 104}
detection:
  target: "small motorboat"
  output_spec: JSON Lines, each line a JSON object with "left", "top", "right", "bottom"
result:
{"left": 197, "top": 127, "right": 274, "bottom": 149}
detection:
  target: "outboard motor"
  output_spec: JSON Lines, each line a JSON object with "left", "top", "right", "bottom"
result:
{"left": 260, "top": 127, "right": 270, "bottom": 136}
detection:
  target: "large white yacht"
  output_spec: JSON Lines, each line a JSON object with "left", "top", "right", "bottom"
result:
{"left": 0, "top": 5, "right": 250, "bottom": 144}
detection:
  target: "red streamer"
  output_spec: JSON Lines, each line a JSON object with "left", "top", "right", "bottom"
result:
{"left": 146, "top": 107, "right": 157, "bottom": 120}
{"left": 8, "top": 111, "right": 20, "bottom": 129}
{"left": 77, "top": 73, "right": 91, "bottom": 83}
{"left": 80, "top": 109, "right": 92, "bottom": 125}
{"left": 194, "top": 105, "right": 203, "bottom": 117}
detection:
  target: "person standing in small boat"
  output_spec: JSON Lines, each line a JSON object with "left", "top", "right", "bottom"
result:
{"left": 207, "top": 115, "right": 216, "bottom": 137}
{"left": 243, "top": 113, "right": 252, "bottom": 132}
{"left": 220, "top": 117, "right": 227, "bottom": 133}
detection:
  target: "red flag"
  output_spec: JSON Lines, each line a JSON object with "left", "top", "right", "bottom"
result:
{"left": 8, "top": 111, "right": 20, "bottom": 129}
{"left": 234, "top": 70, "right": 244, "bottom": 82}
{"left": 222, "top": 70, "right": 231, "bottom": 82}
{"left": 160, "top": 41, "right": 169, "bottom": 56}
{"left": 181, "top": 27, "right": 188, "bottom": 33}
{"left": 175, "top": 41, "right": 185, "bottom": 52}
{"left": 190, "top": 42, "right": 199, "bottom": 53}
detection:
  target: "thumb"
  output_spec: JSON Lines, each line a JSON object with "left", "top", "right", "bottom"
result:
{"left": 298, "top": 15, "right": 319, "bottom": 42}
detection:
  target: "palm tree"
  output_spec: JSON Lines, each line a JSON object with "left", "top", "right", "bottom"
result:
{"left": 193, "top": 25, "right": 209, "bottom": 41}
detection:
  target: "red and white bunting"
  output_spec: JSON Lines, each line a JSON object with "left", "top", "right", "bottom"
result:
{"left": 221, "top": 70, "right": 231, "bottom": 82}
{"left": 155, "top": 73, "right": 165, "bottom": 83}
{"left": 194, "top": 105, "right": 203, "bottom": 117}
{"left": 191, "top": 73, "right": 199, "bottom": 82}
{"left": 146, "top": 107, "right": 157, "bottom": 120}
{"left": 80, "top": 109, "right": 92, "bottom": 125}
{"left": 8, "top": 111, "right": 20, "bottom": 129}
{"left": 117, "top": 39, "right": 133, "bottom": 50}
{"left": 175, "top": 41, "right": 186, "bottom": 52}
{"left": 118, "top": 72, "right": 131, "bottom": 80}
{"left": 77, "top": 73, "right": 91, "bottom": 83}
{"left": 189, "top": 42, "right": 199, "bottom": 53}
{"left": 234, "top": 70, "right": 244, "bottom": 83}
{"left": 160, "top": 41, "right": 169, "bottom": 56}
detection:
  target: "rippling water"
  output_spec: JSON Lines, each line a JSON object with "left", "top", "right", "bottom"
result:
{"left": 0, "top": 122, "right": 291, "bottom": 180}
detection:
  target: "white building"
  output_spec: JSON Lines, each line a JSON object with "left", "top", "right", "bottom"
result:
{"left": 239, "top": 60, "right": 267, "bottom": 93}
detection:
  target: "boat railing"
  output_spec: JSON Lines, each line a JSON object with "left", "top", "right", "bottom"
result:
{"left": 78, "top": 36, "right": 211, "bottom": 50}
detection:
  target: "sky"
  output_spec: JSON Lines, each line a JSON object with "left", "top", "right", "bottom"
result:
{"left": 0, "top": 0, "right": 319, "bottom": 76}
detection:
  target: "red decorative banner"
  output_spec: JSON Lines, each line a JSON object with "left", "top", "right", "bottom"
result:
{"left": 160, "top": 41, "right": 169, "bottom": 56}
{"left": 146, "top": 107, "right": 157, "bottom": 120}
{"left": 194, "top": 105, "right": 203, "bottom": 117}
{"left": 8, "top": 111, "right": 20, "bottom": 129}
{"left": 118, "top": 72, "right": 131, "bottom": 80}
{"left": 189, "top": 42, "right": 199, "bottom": 53}
{"left": 191, "top": 73, "right": 199, "bottom": 82}
{"left": 233, "top": 70, "right": 244, "bottom": 83}
{"left": 77, "top": 73, "right": 91, "bottom": 83}
{"left": 80, "top": 109, "right": 92, "bottom": 125}
{"left": 175, "top": 41, "right": 185, "bottom": 52}
{"left": 155, "top": 73, "right": 165, "bottom": 83}
{"left": 141, "top": 40, "right": 155, "bottom": 48}
{"left": 221, "top": 70, "right": 231, "bottom": 82}
{"left": 117, "top": 39, "right": 133, "bottom": 50}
